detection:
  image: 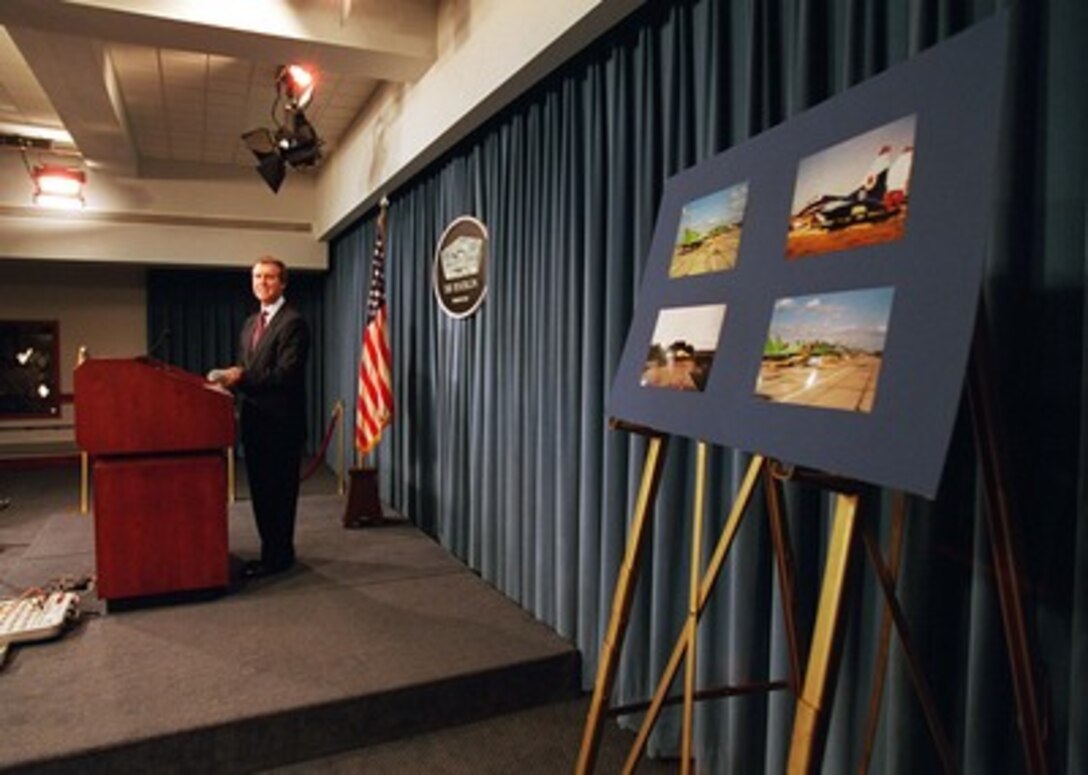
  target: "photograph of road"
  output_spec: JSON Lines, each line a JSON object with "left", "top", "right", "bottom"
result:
{"left": 669, "top": 182, "right": 749, "bottom": 277}
{"left": 640, "top": 303, "right": 727, "bottom": 392}
{"left": 787, "top": 115, "right": 916, "bottom": 259}
{"left": 755, "top": 287, "right": 895, "bottom": 412}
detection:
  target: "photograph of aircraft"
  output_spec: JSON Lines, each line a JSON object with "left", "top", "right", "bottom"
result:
{"left": 755, "top": 287, "right": 895, "bottom": 412}
{"left": 669, "top": 182, "right": 749, "bottom": 277}
{"left": 640, "top": 304, "right": 727, "bottom": 392}
{"left": 786, "top": 115, "right": 916, "bottom": 258}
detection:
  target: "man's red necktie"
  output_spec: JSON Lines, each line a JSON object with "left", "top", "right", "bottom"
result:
{"left": 251, "top": 310, "right": 267, "bottom": 349}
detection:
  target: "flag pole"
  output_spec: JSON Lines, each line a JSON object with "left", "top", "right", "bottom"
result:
{"left": 344, "top": 194, "right": 391, "bottom": 527}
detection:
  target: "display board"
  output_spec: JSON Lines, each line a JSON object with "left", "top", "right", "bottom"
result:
{"left": 608, "top": 14, "right": 1009, "bottom": 498}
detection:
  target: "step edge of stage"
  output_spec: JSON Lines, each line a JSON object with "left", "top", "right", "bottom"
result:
{"left": 0, "top": 651, "right": 582, "bottom": 775}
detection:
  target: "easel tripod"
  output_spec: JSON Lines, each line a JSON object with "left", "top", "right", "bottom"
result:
{"left": 576, "top": 321, "right": 1049, "bottom": 773}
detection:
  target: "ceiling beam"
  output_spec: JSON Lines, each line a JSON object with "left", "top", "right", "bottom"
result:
{"left": 6, "top": 26, "right": 139, "bottom": 176}
{"left": 0, "top": 0, "right": 436, "bottom": 81}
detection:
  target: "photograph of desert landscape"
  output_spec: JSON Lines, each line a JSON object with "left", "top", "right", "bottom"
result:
{"left": 668, "top": 182, "right": 749, "bottom": 277}
{"left": 755, "top": 287, "right": 895, "bottom": 412}
{"left": 786, "top": 115, "right": 916, "bottom": 259}
{"left": 640, "top": 303, "right": 727, "bottom": 392}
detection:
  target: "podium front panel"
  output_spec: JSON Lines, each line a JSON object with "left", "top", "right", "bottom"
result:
{"left": 93, "top": 453, "right": 229, "bottom": 600}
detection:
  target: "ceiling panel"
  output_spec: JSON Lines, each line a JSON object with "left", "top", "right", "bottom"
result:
{"left": 0, "top": 1, "right": 434, "bottom": 177}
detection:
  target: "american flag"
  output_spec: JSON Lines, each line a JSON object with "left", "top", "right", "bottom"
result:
{"left": 355, "top": 206, "right": 393, "bottom": 455}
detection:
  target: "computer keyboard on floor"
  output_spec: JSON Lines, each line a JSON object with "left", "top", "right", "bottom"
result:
{"left": 0, "top": 591, "right": 81, "bottom": 648}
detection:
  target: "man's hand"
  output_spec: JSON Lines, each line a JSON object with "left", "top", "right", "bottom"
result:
{"left": 207, "top": 366, "right": 243, "bottom": 388}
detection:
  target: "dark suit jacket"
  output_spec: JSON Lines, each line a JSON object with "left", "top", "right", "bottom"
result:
{"left": 237, "top": 304, "right": 310, "bottom": 444}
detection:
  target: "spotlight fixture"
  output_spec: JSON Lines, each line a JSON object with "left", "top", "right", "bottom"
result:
{"left": 278, "top": 64, "right": 315, "bottom": 110}
{"left": 0, "top": 133, "right": 87, "bottom": 209}
{"left": 241, "top": 63, "right": 323, "bottom": 193}
{"left": 32, "top": 164, "right": 86, "bottom": 210}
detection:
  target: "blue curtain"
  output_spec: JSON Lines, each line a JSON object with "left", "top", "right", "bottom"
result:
{"left": 325, "top": 0, "right": 1087, "bottom": 771}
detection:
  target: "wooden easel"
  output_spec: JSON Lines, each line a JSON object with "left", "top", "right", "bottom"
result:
{"left": 576, "top": 434, "right": 806, "bottom": 774}
{"left": 778, "top": 469, "right": 956, "bottom": 774}
{"left": 576, "top": 315, "right": 1050, "bottom": 774}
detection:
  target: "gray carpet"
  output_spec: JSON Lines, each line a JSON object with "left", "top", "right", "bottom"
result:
{"left": 0, "top": 467, "right": 669, "bottom": 773}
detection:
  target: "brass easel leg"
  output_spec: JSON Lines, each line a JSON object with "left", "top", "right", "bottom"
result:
{"left": 764, "top": 465, "right": 804, "bottom": 692}
{"left": 576, "top": 435, "right": 669, "bottom": 775}
{"left": 622, "top": 455, "right": 766, "bottom": 775}
{"left": 680, "top": 442, "right": 709, "bottom": 775}
{"left": 858, "top": 491, "right": 906, "bottom": 773}
{"left": 858, "top": 514, "right": 956, "bottom": 774}
{"left": 968, "top": 313, "right": 1050, "bottom": 774}
{"left": 787, "top": 493, "right": 860, "bottom": 775}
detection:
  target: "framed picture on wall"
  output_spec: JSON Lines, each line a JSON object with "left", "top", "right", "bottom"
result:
{"left": 0, "top": 320, "right": 61, "bottom": 419}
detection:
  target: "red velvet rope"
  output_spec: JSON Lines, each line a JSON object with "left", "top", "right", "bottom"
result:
{"left": 299, "top": 404, "right": 342, "bottom": 483}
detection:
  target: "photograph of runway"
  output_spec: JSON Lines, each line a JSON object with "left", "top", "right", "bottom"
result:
{"left": 756, "top": 287, "right": 893, "bottom": 413}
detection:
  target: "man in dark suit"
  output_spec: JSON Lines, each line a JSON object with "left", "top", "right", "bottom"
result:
{"left": 212, "top": 256, "right": 310, "bottom": 578}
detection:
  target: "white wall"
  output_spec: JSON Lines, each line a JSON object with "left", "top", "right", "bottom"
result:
{"left": 0, "top": 259, "right": 146, "bottom": 449}
{"left": 0, "top": 153, "right": 325, "bottom": 270}
{"left": 0, "top": 0, "right": 645, "bottom": 261}
{"left": 0, "top": 0, "right": 644, "bottom": 454}
{"left": 315, "top": 0, "right": 642, "bottom": 238}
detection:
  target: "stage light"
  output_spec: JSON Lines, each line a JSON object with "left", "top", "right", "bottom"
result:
{"left": 276, "top": 112, "right": 321, "bottom": 168}
{"left": 241, "top": 64, "right": 323, "bottom": 193}
{"left": 32, "top": 165, "right": 85, "bottom": 209}
{"left": 241, "top": 127, "right": 286, "bottom": 193}
{"left": 279, "top": 64, "right": 315, "bottom": 110}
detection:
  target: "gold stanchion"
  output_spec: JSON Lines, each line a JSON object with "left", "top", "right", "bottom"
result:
{"left": 336, "top": 400, "right": 346, "bottom": 496}
{"left": 227, "top": 446, "right": 235, "bottom": 504}
{"left": 80, "top": 451, "right": 89, "bottom": 515}
{"left": 76, "top": 345, "right": 90, "bottom": 514}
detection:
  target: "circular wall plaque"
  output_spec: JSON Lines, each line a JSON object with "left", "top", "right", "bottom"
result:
{"left": 433, "top": 216, "right": 488, "bottom": 319}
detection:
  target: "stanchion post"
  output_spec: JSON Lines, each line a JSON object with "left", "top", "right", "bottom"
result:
{"left": 227, "top": 446, "right": 235, "bottom": 505}
{"left": 76, "top": 345, "right": 90, "bottom": 514}
{"left": 80, "top": 451, "right": 89, "bottom": 515}
{"left": 336, "top": 399, "right": 346, "bottom": 496}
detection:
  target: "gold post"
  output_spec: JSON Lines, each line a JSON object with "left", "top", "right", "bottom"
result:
{"left": 787, "top": 493, "right": 860, "bottom": 775}
{"left": 227, "top": 446, "right": 236, "bottom": 504}
{"left": 79, "top": 452, "right": 89, "bottom": 514}
{"left": 76, "top": 345, "right": 90, "bottom": 514}
{"left": 336, "top": 400, "right": 346, "bottom": 496}
{"left": 576, "top": 433, "right": 669, "bottom": 775}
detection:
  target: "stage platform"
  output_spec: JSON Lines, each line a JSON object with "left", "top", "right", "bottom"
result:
{"left": 0, "top": 475, "right": 585, "bottom": 773}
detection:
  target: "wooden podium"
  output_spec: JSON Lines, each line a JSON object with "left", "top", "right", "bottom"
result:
{"left": 75, "top": 357, "right": 235, "bottom": 602}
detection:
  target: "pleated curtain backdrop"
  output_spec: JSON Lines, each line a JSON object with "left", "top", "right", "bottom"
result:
{"left": 147, "top": 267, "right": 327, "bottom": 456}
{"left": 324, "top": 0, "right": 1086, "bottom": 772}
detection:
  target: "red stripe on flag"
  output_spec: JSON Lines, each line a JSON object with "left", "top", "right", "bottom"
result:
{"left": 356, "top": 219, "right": 393, "bottom": 456}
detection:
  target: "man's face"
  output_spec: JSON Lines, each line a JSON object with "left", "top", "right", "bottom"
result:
{"left": 252, "top": 261, "right": 285, "bottom": 305}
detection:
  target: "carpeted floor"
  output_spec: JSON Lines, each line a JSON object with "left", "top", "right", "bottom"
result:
{"left": 0, "top": 465, "right": 672, "bottom": 774}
